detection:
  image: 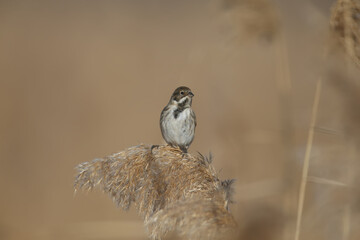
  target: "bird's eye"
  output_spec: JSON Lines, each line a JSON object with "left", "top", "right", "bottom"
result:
{"left": 180, "top": 91, "right": 184, "bottom": 95}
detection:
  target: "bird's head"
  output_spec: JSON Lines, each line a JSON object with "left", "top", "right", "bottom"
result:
{"left": 170, "top": 86, "right": 194, "bottom": 107}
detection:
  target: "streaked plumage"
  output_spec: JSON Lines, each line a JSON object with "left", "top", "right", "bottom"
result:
{"left": 160, "top": 86, "right": 196, "bottom": 152}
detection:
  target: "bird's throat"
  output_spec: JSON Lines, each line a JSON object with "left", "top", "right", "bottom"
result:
{"left": 172, "top": 97, "right": 191, "bottom": 119}
{"left": 173, "top": 105, "right": 185, "bottom": 119}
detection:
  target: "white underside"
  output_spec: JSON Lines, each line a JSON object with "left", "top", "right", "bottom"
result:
{"left": 161, "top": 106, "right": 195, "bottom": 148}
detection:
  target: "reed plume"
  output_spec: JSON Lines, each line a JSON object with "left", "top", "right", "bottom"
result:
{"left": 74, "top": 144, "right": 236, "bottom": 239}
{"left": 222, "top": 0, "right": 279, "bottom": 42}
{"left": 330, "top": 0, "right": 360, "bottom": 67}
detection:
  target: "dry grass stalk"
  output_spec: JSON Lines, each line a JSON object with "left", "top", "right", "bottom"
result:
{"left": 74, "top": 144, "right": 236, "bottom": 239}
{"left": 294, "top": 79, "right": 322, "bottom": 240}
{"left": 307, "top": 176, "right": 347, "bottom": 187}
{"left": 274, "top": 30, "right": 298, "bottom": 240}
{"left": 330, "top": 0, "right": 360, "bottom": 67}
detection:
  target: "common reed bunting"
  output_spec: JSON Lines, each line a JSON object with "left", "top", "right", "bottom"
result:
{"left": 159, "top": 86, "right": 196, "bottom": 153}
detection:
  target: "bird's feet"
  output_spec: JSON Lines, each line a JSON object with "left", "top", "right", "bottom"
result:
{"left": 152, "top": 144, "right": 188, "bottom": 158}
{"left": 150, "top": 145, "right": 159, "bottom": 154}
{"left": 179, "top": 146, "right": 188, "bottom": 153}
{"left": 179, "top": 146, "right": 188, "bottom": 158}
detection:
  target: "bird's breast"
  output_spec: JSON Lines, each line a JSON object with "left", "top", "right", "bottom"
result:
{"left": 162, "top": 107, "right": 195, "bottom": 146}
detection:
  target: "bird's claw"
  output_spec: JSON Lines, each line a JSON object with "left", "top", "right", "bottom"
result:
{"left": 151, "top": 145, "right": 159, "bottom": 154}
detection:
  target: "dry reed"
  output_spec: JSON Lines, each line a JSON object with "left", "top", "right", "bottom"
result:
{"left": 330, "top": 0, "right": 360, "bottom": 67}
{"left": 147, "top": 194, "right": 236, "bottom": 240}
{"left": 294, "top": 79, "right": 322, "bottom": 240}
{"left": 74, "top": 144, "right": 236, "bottom": 239}
{"left": 222, "top": 0, "right": 279, "bottom": 41}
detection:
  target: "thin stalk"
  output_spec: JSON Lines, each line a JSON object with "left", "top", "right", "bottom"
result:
{"left": 294, "top": 79, "right": 322, "bottom": 240}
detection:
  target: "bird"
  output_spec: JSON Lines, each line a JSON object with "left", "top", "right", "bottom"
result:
{"left": 159, "top": 86, "right": 196, "bottom": 153}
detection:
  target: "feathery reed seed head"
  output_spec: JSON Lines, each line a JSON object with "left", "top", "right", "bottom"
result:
{"left": 330, "top": 0, "right": 360, "bottom": 67}
{"left": 74, "top": 144, "right": 236, "bottom": 239}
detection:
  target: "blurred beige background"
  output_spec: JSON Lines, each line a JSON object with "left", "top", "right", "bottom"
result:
{"left": 2, "top": 0, "right": 359, "bottom": 240}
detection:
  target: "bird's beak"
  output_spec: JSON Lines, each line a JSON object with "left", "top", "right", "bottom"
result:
{"left": 189, "top": 92, "right": 194, "bottom": 97}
